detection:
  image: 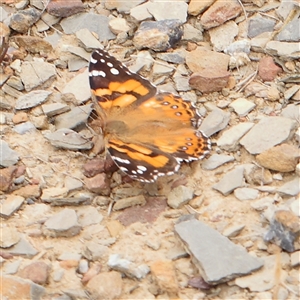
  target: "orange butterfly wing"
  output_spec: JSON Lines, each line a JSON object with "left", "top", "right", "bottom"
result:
{"left": 89, "top": 49, "right": 210, "bottom": 182}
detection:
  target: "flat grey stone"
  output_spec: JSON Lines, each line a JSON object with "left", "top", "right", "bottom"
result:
{"left": 66, "top": 46, "right": 90, "bottom": 61}
{"left": 166, "top": 244, "right": 188, "bottom": 260}
{"left": 250, "top": 32, "right": 272, "bottom": 53}
{"left": 291, "top": 251, "right": 300, "bottom": 267}
{"left": 156, "top": 51, "right": 185, "bottom": 64}
{"left": 200, "top": 108, "right": 231, "bottom": 137}
{"left": 128, "top": 51, "right": 154, "bottom": 73}
{"left": 6, "top": 76, "right": 24, "bottom": 91}
{"left": 45, "top": 128, "right": 93, "bottom": 151}
{"left": 201, "top": 154, "right": 235, "bottom": 170}
{"left": 0, "top": 140, "right": 19, "bottom": 167}
{"left": 2, "top": 84, "right": 23, "bottom": 98}
{"left": 75, "top": 28, "right": 103, "bottom": 50}
{"left": 234, "top": 187, "right": 259, "bottom": 201}
{"left": 290, "top": 199, "right": 300, "bottom": 217}
{"left": 225, "top": 39, "right": 251, "bottom": 55}
{"left": 229, "top": 98, "right": 256, "bottom": 117}
{"left": 182, "top": 23, "right": 203, "bottom": 42}
{"left": 62, "top": 69, "right": 90, "bottom": 103}
{"left": 277, "top": 177, "right": 300, "bottom": 197}
{"left": 77, "top": 207, "right": 103, "bottom": 227}
{"left": 167, "top": 185, "right": 194, "bottom": 209}
{"left": 3, "top": 236, "right": 38, "bottom": 258}
{"left": 281, "top": 104, "right": 300, "bottom": 121}
{"left": 265, "top": 41, "right": 300, "bottom": 59}
{"left": 276, "top": 0, "right": 295, "bottom": 19}
{"left": 68, "top": 58, "right": 88, "bottom": 72}
{"left": 14, "top": 121, "right": 36, "bottom": 135}
{"left": 146, "top": 0, "right": 188, "bottom": 24}
{"left": 283, "top": 85, "right": 300, "bottom": 101}
{"left": 0, "top": 195, "right": 24, "bottom": 218}
{"left": 175, "top": 218, "right": 263, "bottom": 284}
{"left": 43, "top": 208, "right": 81, "bottom": 237}
{"left": 83, "top": 241, "right": 108, "bottom": 260}
{"left": 16, "top": 90, "right": 52, "bottom": 110}
{"left": 105, "top": 0, "right": 145, "bottom": 13}
{"left": 209, "top": 20, "right": 238, "bottom": 52}
{"left": 223, "top": 224, "right": 245, "bottom": 238}
{"left": 44, "top": 31, "right": 61, "bottom": 48}
{"left": 276, "top": 12, "right": 300, "bottom": 42}
{"left": 213, "top": 166, "right": 244, "bottom": 196}
{"left": 248, "top": 14, "right": 276, "bottom": 38}
{"left": 60, "top": 13, "right": 115, "bottom": 41}
{"left": 217, "top": 123, "right": 254, "bottom": 152}
{"left": 54, "top": 104, "right": 93, "bottom": 130}
{"left": 0, "top": 7, "right": 9, "bottom": 21}
{"left": 42, "top": 103, "right": 70, "bottom": 117}
{"left": 20, "top": 61, "right": 56, "bottom": 91}
{"left": 0, "top": 227, "right": 21, "bottom": 248}
{"left": 3, "top": 260, "right": 22, "bottom": 275}
{"left": 108, "top": 254, "right": 150, "bottom": 279}
{"left": 240, "top": 117, "right": 297, "bottom": 155}
{"left": 130, "top": 2, "right": 152, "bottom": 21}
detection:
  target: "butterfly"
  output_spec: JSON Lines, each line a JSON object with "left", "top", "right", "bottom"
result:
{"left": 88, "top": 49, "right": 211, "bottom": 183}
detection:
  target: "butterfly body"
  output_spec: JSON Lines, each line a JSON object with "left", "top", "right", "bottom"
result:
{"left": 89, "top": 49, "right": 211, "bottom": 182}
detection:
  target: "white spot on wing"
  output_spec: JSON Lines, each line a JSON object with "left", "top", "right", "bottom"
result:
{"left": 120, "top": 166, "right": 128, "bottom": 172}
{"left": 91, "top": 70, "right": 106, "bottom": 77}
{"left": 110, "top": 68, "right": 119, "bottom": 75}
{"left": 137, "top": 165, "right": 147, "bottom": 172}
{"left": 112, "top": 156, "right": 130, "bottom": 164}
{"left": 90, "top": 57, "right": 97, "bottom": 64}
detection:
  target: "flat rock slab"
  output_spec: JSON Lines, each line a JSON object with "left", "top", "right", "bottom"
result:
{"left": 45, "top": 128, "right": 93, "bottom": 150}
{"left": 20, "top": 61, "right": 56, "bottom": 91}
{"left": 54, "top": 104, "right": 93, "bottom": 130}
{"left": 60, "top": 13, "right": 115, "bottom": 41}
{"left": 62, "top": 69, "right": 91, "bottom": 103}
{"left": 240, "top": 117, "right": 297, "bottom": 155}
{"left": 212, "top": 166, "right": 244, "bottom": 196}
{"left": 2, "top": 236, "right": 38, "bottom": 258}
{"left": 15, "top": 90, "right": 52, "bottom": 110}
{"left": 0, "top": 195, "right": 24, "bottom": 218}
{"left": 0, "top": 140, "right": 19, "bottom": 167}
{"left": 43, "top": 208, "right": 81, "bottom": 237}
{"left": 201, "top": 154, "right": 235, "bottom": 170}
{"left": 200, "top": 108, "right": 230, "bottom": 137}
{"left": 217, "top": 123, "right": 254, "bottom": 152}
{"left": 175, "top": 218, "right": 263, "bottom": 284}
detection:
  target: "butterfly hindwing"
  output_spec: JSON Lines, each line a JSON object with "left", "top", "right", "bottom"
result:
{"left": 108, "top": 138, "right": 180, "bottom": 182}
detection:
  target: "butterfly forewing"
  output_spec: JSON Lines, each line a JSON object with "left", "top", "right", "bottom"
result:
{"left": 89, "top": 49, "right": 156, "bottom": 111}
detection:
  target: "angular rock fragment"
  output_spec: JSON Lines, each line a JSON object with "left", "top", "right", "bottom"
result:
{"left": 175, "top": 218, "right": 263, "bottom": 284}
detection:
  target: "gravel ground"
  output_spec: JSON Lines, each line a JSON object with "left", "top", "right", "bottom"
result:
{"left": 0, "top": 0, "right": 299, "bottom": 299}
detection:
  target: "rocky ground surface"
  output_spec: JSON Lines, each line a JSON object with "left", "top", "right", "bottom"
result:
{"left": 0, "top": 0, "right": 299, "bottom": 299}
